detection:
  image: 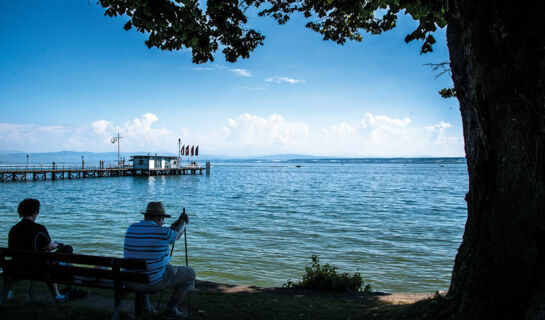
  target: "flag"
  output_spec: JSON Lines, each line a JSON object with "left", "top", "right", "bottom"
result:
{"left": 181, "top": 145, "right": 185, "bottom": 156}
{"left": 195, "top": 145, "right": 199, "bottom": 156}
{"left": 191, "top": 146, "right": 194, "bottom": 156}
{"left": 186, "top": 145, "right": 189, "bottom": 155}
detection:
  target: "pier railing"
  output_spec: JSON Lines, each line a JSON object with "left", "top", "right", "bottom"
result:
{"left": 0, "top": 161, "right": 210, "bottom": 182}
{"left": 0, "top": 164, "right": 128, "bottom": 172}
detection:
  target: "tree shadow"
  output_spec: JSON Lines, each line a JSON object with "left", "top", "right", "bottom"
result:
{"left": 1, "top": 279, "right": 455, "bottom": 320}
{"left": 183, "top": 280, "right": 455, "bottom": 320}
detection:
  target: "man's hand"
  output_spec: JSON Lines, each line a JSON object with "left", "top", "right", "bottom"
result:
{"left": 170, "top": 211, "right": 189, "bottom": 231}
{"left": 180, "top": 212, "right": 189, "bottom": 224}
{"left": 45, "top": 241, "right": 60, "bottom": 251}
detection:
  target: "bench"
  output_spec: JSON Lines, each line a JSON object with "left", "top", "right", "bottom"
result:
{"left": 0, "top": 247, "right": 156, "bottom": 319}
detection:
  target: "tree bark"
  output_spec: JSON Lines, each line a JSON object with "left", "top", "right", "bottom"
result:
{"left": 446, "top": 1, "right": 545, "bottom": 319}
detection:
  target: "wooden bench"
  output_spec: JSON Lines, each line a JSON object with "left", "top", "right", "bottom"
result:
{"left": 0, "top": 247, "right": 156, "bottom": 319}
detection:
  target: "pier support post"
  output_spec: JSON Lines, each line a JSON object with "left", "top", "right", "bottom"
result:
{"left": 206, "top": 162, "right": 210, "bottom": 175}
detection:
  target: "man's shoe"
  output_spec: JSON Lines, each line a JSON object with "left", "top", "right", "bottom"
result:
{"left": 161, "top": 307, "right": 188, "bottom": 319}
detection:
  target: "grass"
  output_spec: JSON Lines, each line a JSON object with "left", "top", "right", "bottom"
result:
{"left": 1, "top": 280, "right": 454, "bottom": 319}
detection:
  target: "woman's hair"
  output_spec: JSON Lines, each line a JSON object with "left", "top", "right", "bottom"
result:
{"left": 18, "top": 198, "right": 40, "bottom": 218}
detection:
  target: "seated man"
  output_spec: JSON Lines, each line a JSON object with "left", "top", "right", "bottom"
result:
{"left": 124, "top": 202, "right": 195, "bottom": 319}
{"left": 8, "top": 198, "right": 68, "bottom": 303}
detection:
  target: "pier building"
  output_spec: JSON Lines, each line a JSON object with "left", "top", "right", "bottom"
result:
{"left": 131, "top": 155, "right": 180, "bottom": 170}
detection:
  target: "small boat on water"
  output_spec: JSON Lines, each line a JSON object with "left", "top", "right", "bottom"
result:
{"left": 295, "top": 165, "right": 302, "bottom": 168}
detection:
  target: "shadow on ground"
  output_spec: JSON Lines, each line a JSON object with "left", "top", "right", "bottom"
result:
{"left": 1, "top": 280, "right": 455, "bottom": 320}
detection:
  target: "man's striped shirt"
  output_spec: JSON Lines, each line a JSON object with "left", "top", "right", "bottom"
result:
{"left": 124, "top": 220, "right": 178, "bottom": 284}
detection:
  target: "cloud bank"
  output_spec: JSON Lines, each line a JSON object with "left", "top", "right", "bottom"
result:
{"left": 0, "top": 112, "right": 464, "bottom": 157}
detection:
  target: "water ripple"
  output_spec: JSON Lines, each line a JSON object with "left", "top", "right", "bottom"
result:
{"left": 0, "top": 162, "right": 467, "bottom": 292}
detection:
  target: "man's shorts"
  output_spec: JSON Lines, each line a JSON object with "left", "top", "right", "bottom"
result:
{"left": 128, "top": 265, "right": 195, "bottom": 292}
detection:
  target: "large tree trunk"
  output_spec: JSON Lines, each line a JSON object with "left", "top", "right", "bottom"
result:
{"left": 446, "top": 1, "right": 545, "bottom": 319}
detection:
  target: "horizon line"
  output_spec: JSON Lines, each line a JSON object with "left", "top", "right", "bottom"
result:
{"left": 0, "top": 150, "right": 465, "bottom": 160}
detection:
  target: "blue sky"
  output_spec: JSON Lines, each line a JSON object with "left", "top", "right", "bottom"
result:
{"left": 0, "top": 1, "right": 462, "bottom": 157}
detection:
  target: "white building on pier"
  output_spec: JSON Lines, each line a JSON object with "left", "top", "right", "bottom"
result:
{"left": 130, "top": 155, "right": 180, "bottom": 170}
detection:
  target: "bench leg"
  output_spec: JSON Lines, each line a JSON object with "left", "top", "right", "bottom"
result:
{"left": 112, "top": 289, "right": 129, "bottom": 320}
{"left": 28, "top": 281, "right": 35, "bottom": 302}
{"left": 112, "top": 294, "right": 122, "bottom": 320}
{"left": 1, "top": 278, "right": 17, "bottom": 306}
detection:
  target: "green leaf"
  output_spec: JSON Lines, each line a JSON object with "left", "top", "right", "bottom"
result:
{"left": 123, "top": 20, "right": 132, "bottom": 31}
{"left": 191, "top": 37, "right": 199, "bottom": 47}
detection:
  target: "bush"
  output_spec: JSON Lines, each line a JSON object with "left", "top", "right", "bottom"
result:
{"left": 284, "top": 255, "right": 372, "bottom": 293}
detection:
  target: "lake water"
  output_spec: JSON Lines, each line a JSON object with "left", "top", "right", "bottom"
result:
{"left": 0, "top": 159, "right": 468, "bottom": 292}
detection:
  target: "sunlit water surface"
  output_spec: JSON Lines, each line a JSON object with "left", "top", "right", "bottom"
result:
{"left": 0, "top": 161, "right": 468, "bottom": 292}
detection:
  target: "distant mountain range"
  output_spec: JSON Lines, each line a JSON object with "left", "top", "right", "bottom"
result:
{"left": 0, "top": 151, "right": 321, "bottom": 164}
{"left": 0, "top": 151, "right": 465, "bottom": 165}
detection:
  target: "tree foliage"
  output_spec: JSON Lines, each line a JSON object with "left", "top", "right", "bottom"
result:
{"left": 100, "top": 0, "right": 265, "bottom": 63}
{"left": 99, "top": 0, "right": 447, "bottom": 63}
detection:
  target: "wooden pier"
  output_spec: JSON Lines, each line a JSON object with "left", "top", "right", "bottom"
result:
{"left": 0, "top": 164, "right": 207, "bottom": 183}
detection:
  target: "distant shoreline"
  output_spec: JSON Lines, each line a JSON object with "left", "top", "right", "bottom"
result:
{"left": 0, "top": 150, "right": 466, "bottom": 165}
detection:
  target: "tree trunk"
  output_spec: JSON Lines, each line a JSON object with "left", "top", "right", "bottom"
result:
{"left": 446, "top": 1, "right": 545, "bottom": 319}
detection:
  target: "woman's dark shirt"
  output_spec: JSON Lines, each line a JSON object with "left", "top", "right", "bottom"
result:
{"left": 8, "top": 219, "right": 51, "bottom": 251}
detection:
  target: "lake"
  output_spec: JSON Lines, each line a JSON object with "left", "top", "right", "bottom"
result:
{"left": 0, "top": 159, "right": 468, "bottom": 292}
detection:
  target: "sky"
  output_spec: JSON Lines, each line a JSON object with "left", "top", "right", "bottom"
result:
{"left": 0, "top": 1, "right": 463, "bottom": 157}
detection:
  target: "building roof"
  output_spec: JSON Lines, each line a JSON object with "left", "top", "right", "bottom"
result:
{"left": 130, "top": 155, "right": 180, "bottom": 159}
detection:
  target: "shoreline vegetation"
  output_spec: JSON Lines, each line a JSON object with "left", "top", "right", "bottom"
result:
{"left": 2, "top": 279, "right": 451, "bottom": 319}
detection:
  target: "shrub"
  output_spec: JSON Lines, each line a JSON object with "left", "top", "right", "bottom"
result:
{"left": 284, "top": 255, "right": 372, "bottom": 293}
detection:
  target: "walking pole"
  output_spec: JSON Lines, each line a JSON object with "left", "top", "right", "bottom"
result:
{"left": 184, "top": 226, "right": 190, "bottom": 312}
{"left": 156, "top": 208, "right": 185, "bottom": 310}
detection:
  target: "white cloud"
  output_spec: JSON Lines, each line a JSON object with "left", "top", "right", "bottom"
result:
{"left": 318, "top": 113, "right": 463, "bottom": 157}
{"left": 425, "top": 121, "right": 453, "bottom": 142}
{"left": 222, "top": 113, "right": 309, "bottom": 146}
{"left": 189, "top": 67, "right": 216, "bottom": 71}
{"left": 92, "top": 113, "right": 174, "bottom": 151}
{"left": 360, "top": 113, "right": 411, "bottom": 130}
{"left": 230, "top": 68, "right": 251, "bottom": 77}
{"left": 0, "top": 112, "right": 464, "bottom": 157}
{"left": 265, "top": 76, "right": 305, "bottom": 84}
{"left": 0, "top": 113, "right": 183, "bottom": 153}
{"left": 190, "top": 65, "right": 252, "bottom": 77}
{"left": 331, "top": 122, "right": 357, "bottom": 136}
{"left": 359, "top": 112, "right": 412, "bottom": 145}
{"left": 91, "top": 120, "right": 115, "bottom": 136}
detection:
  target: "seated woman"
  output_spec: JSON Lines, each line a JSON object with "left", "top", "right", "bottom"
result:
{"left": 8, "top": 198, "right": 70, "bottom": 303}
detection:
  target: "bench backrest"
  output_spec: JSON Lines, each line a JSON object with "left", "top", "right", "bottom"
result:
{"left": 0, "top": 247, "right": 150, "bottom": 284}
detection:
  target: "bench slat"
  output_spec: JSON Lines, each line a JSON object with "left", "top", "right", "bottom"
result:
{"left": 3, "top": 260, "right": 149, "bottom": 283}
{"left": 0, "top": 248, "right": 147, "bottom": 270}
